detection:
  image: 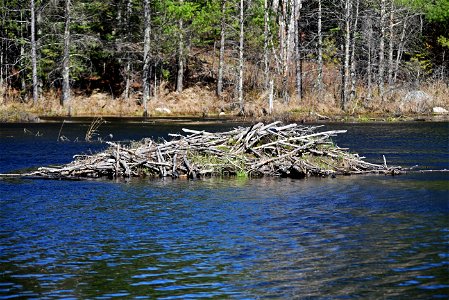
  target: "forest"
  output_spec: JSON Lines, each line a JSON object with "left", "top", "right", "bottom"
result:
{"left": 0, "top": 0, "right": 448, "bottom": 119}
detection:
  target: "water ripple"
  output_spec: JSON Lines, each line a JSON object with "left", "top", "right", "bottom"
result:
{"left": 1, "top": 122, "right": 448, "bottom": 299}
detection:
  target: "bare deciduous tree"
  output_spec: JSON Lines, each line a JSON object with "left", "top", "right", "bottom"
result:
{"left": 237, "top": 0, "right": 244, "bottom": 113}
{"left": 61, "top": 0, "right": 71, "bottom": 115}
{"left": 350, "top": 0, "right": 359, "bottom": 100}
{"left": 177, "top": 0, "right": 184, "bottom": 93}
{"left": 341, "top": 0, "right": 352, "bottom": 110}
{"left": 217, "top": 0, "right": 226, "bottom": 97}
{"left": 142, "top": 0, "right": 151, "bottom": 117}
{"left": 30, "top": 0, "right": 38, "bottom": 104}
{"left": 378, "top": 0, "right": 386, "bottom": 97}
{"left": 317, "top": 0, "right": 323, "bottom": 93}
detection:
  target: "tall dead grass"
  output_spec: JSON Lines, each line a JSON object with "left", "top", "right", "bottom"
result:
{"left": 1, "top": 56, "right": 448, "bottom": 122}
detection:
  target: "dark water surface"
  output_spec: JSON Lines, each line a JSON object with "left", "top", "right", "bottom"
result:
{"left": 1, "top": 121, "right": 448, "bottom": 299}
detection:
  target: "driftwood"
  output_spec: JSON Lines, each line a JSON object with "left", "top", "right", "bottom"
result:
{"left": 6, "top": 122, "right": 404, "bottom": 180}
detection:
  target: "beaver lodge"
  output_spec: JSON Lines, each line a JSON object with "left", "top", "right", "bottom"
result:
{"left": 15, "top": 121, "right": 402, "bottom": 180}
{"left": 13, "top": 122, "right": 402, "bottom": 180}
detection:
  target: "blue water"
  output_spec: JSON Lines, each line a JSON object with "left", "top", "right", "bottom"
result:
{"left": 0, "top": 121, "right": 448, "bottom": 299}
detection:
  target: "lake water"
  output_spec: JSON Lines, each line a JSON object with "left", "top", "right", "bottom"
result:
{"left": 0, "top": 121, "right": 448, "bottom": 299}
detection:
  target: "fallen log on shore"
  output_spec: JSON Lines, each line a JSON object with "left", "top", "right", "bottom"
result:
{"left": 5, "top": 122, "right": 403, "bottom": 180}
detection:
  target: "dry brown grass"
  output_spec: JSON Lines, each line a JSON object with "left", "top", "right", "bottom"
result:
{"left": 0, "top": 88, "right": 144, "bottom": 121}
{"left": 234, "top": 79, "right": 449, "bottom": 122}
{"left": 1, "top": 64, "right": 448, "bottom": 122}
{"left": 0, "top": 84, "right": 231, "bottom": 121}
{"left": 347, "top": 80, "right": 449, "bottom": 116}
{"left": 148, "top": 83, "right": 229, "bottom": 116}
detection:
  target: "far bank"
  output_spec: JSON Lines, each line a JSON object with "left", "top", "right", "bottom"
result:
{"left": 1, "top": 84, "right": 448, "bottom": 123}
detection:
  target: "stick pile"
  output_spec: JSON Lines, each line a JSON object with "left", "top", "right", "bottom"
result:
{"left": 29, "top": 121, "right": 401, "bottom": 180}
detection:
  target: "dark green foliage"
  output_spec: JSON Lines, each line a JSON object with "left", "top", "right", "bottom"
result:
{"left": 399, "top": 0, "right": 449, "bottom": 73}
{"left": 0, "top": 0, "right": 446, "bottom": 103}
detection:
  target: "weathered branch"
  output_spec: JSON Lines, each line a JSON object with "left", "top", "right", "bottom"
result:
{"left": 2, "top": 123, "right": 406, "bottom": 180}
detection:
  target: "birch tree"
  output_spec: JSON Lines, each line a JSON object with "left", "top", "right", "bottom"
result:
{"left": 378, "top": 0, "right": 386, "bottom": 97}
{"left": 279, "top": 0, "right": 290, "bottom": 103}
{"left": 122, "top": 0, "right": 134, "bottom": 100}
{"left": 237, "top": 0, "right": 244, "bottom": 113}
{"left": 176, "top": 0, "right": 184, "bottom": 92}
{"left": 30, "top": 0, "right": 38, "bottom": 104}
{"left": 216, "top": 0, "right": 226, "bottom": 97}
{"left": 341, "top": 0, "right": 352, "bottom": 110}
{"left": 61, "top": 0, "right": 71, "bottom": 112}
{"left": 0, "top": 5, "right": 3, "bottom": 88}
{"left": 365, "top": 13, "right": 374, "bottom": 100}
{"left": 142, "top": 0, "right": 151, "bottom": 116}
{"left": 387, "top": 0, "right": 393, "bottom": 85}
{"left": 294, "top": 0, "right": 303, "bottom": 99}
{"left": 349, "top": 0, "right": 359, "bottom": 100}
{"left": 394, "top": 13, "right": 408, "bottom": 83}
{"left": 263, "top": 0, "right": 269, "bottom": 89}
{"left": 317, "top": 0, "right": 323, "bottom": 92}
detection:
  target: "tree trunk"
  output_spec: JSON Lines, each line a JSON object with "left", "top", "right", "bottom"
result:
{"left": 217, "top": 0, "right": 226, "bottom": 97}
{"left": 0, "top": 5, "right": 3, "bottom": 88}
{"left": 394, "top": 17, "right": 407, "bottom": 84}
{"left": 341, "top": 0, "right": 351, "bottom": 111}
{"left": 176, "top": 0, "right": 184, "bottom": 93}
{"left": 387, "top": 0, "right": 394, "bottom": 86}
{"left": 123, "top": 0, "right": 133, "bottom": 100}
{"left": 366, "top": 15, "right": 373, "bottom": 101}
{"left": 263, "top": 0, "right": 269, "bottom": 89}
{"left": 36, "top": 3, "right": 43, "bottom": 97}
{"left": 142, "top": 0, "right": 151, "bottom": 117}
{"left": 294, "top": 0, "right": 302, "bottom": 100}
{"left": 0, "top": 9, "right": 6, "bottom": 89}
{"left": 20, "top": 43, "right": 26, "bottom": 93}
{"left": 123, "top": 60, "right": 131, "bottom": 100}
{"left": 20, "top": 10, "right": 26, "bottom": 96}
{"left": 61, "top": 0, "right": 71, "bottom": 115}
{"left": 268, "top": 79, "right": 274, "bottom": 114}
{"left": 0, "top": 35, "right": 3, "bottom": 87}
{"left": 280, "top": 0, "right": 289, "bottom": 103}
{"left": 378, "top": 0, "right": 386, "bottom": 97}
{"left": 441, "top": 51, "right": 446, "bottom": 81}
{"left": 349, "top": 0, "right": 359, "bottom": 100}
{"left": 317, "top": 0, "right": 323, "bottom": 92}
{"left": 237, "top": 0, "right": 244, "bottom": 113}
{"left": 30, "top": 0, "right": 38, "bottom": 104}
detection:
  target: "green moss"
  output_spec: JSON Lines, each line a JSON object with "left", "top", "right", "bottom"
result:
{"left": 290, "top": 107, "right": 306, "bottom": 113}
{"left": 236, "top": 170, "right": 248, "bottom": 178}
{"left": 189, "top": 152, "right": 249, "bottom": 177}
{"left": 386, "top": 116, "right": 398, "bottom": 122}
{"left": 216, "top": 145, "right": 230, "bottom": 151}
{"left": 357, "top": 115, "right": 370, "bottom": 122}
{"left": 227, "top": 138, "right": 237, "bottom": 146}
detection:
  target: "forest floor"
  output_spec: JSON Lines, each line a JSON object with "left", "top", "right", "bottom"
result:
{"left": 1, "top": 82, "right": 448, "bottom": 123}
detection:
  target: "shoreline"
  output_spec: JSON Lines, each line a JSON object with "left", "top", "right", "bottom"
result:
{"left": 2, "top": 83, "right": 448, "bottom": 124}
{"left": 0, "top": 112, "right": 447, "bottom": 124}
